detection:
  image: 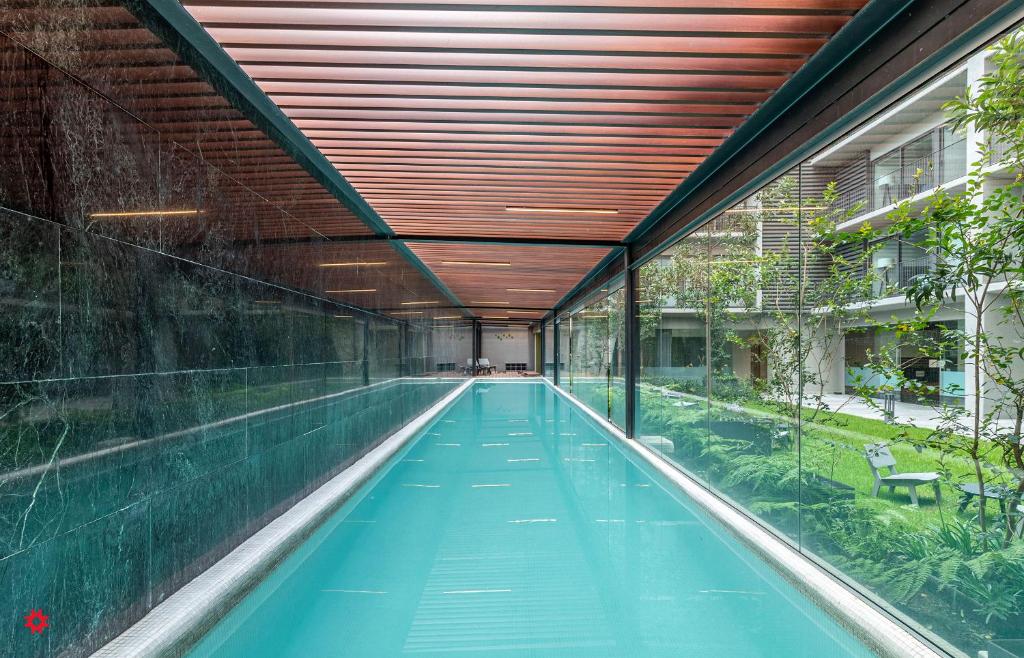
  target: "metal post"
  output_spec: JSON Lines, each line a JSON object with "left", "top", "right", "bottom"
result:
{"left": 472, "top": 319, "right": 481, "bottom": 375}
{"left": 624, "top": 248, "right": 640, "bottom": 439}
{"left": 552, "top": 315, "right": 560, "bottom": 386}
{"left": 539, "top": 319, "right": 547, "bottom": 378}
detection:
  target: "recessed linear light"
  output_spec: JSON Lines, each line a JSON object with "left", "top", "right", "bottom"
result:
{"left": 391, "top": 311, "right": 423, "bottom": 316}
{"left": 505, "top": 206, "right": 618, "bottom": 215}
{"left": 482, "top": 316, "right": 509, "bottom": 319}
{"left": 508, "top": 311, "right": 537, "bottom": 315}
{"left": 327, "top": 288, "right": 376, "bottom": 293}
{"left": 254, "top": 300, "right": 280, "bottom": 305}
{"left": 334, "top": 315, "right": 353, "bottom": 319}
{"left": 401, "top": 300, "right": 439, "bottom": 306}
{"left": 441, "top": 260, "right": 511, "bottom": 267}
{"left": 471, "top": 301, "right": 510, "bottom": 306}
{"left": 435, "top": 315, "right": 463, "bottom": 320}
{"left": 88, "top": 209, "right": 202, "bottom": 218}
{"left": 319, "top": 261, "right": 388, "bottom": 267}
{"left": 507, "top": 288, "right": 556, "bottom": 293}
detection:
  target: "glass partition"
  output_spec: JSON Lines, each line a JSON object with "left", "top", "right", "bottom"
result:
{"left": 608, "top": 30, "right": 1024, "bottom": 657}
{"left": 635, "top": 226, "right": 711, "bottom": 480}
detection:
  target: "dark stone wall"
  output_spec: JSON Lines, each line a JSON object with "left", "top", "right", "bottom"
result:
{"left": 0, "top": 22, "right": 463, "bottom": 658}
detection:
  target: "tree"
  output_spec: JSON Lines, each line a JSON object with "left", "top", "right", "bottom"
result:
{"left": 861, "top": 33, "right": 1024, "bottom": 538}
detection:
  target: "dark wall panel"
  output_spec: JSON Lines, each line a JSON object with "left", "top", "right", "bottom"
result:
{"left": 0, "top": 22, "right": 465, "bottom": 658}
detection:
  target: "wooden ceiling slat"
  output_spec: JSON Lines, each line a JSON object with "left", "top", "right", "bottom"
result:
{"left": 183, "top": 0, "right": 864, "bottom": 313}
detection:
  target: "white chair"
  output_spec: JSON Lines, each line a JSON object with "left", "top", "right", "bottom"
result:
{"left": 865, "top": 443, "right": 941, "bottom": 506}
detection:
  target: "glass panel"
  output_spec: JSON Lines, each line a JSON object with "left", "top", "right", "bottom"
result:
{"left": 573, "top": 295, "right": 611, "bottom": 419}
{"left": 543, "top": 321, "right": 554, "bottom": 378}
{"left": 608, "top": 284, "right": 627, "bottom": 429}
{"left": 636, "top": 226, "right": 710, "bottom": 480}
{"left": 556, "top": 316, "right": 570, "bottom": 391}
{"left": 794, "top": 32, "right": 1024, "bottom": 658}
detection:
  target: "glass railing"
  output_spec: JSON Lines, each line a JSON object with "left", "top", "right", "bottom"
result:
{"left": 829, "top": 139, "right": 967, "bottom": 221}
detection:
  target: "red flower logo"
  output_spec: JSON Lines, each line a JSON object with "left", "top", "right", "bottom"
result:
{"left": 24, "top": 610, "right": 49, "bottom": 634}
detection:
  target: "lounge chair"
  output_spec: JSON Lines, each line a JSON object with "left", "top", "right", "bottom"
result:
{"left": 865, "top": 443, "right": 941, "bottom": 506}
{"left": 477, "top": 358, "right": 497, "bottom": 375}
{"left": 956, "top": 482, "right": 1013, "bottom": 514}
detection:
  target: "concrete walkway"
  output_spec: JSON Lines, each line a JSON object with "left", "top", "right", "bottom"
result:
{"left": 811, "top": 393, "right": 1017, "bottom": 433}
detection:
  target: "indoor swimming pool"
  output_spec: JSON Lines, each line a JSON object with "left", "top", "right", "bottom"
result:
{"left": 183, "top": 381, "right": 877, "bottom": 657}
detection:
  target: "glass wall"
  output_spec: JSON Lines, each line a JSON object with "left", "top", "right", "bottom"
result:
{"left": 556, "top": 280, "right": 627, "bottom": 430}
{"left": 626, "top": 30, "right": 1024, "bottom": 658}
{"left": 0, "top": 19, "right": 467, "bottom": 658}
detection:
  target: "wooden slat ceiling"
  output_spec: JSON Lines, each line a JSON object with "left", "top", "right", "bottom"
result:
{"left": 2, "top": 3, "right": 373, "bottom": 243}
{"left": 404, "top": 243, "right": 611, "bottom": 320}
{"left": 185, "top": 0, "right": 866, "bottom": 241}
{"left": 183, "top": 0, "right": 866, "bottom": 311}
{"left": 1, "top": 2, "right": 473, "bottom": 318}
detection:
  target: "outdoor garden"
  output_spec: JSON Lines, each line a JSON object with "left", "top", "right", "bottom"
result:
{"left": 562, "top": 33, "right": 1024, "bottom": 657}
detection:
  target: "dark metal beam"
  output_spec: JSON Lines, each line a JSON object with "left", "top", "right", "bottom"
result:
{"left": 552, "top": 316, "right": 560, "bottom": 386}
{"left": 623, "top": 247, "right": 639, "bottom": 439}
{"left": 396, "top": 235, "right": 624, "bottom": 248}
{"left": 472, "top": 320, "right": 482, "bottom": 373}
{"left": 539, "top": 318, "right": 547, "bottom": 378}
{"left": 173, "top": 234, "right": 623, "bottom": 249}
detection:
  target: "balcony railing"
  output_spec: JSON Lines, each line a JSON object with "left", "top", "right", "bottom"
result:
{"left": 829, "top": 139, "right": 967, "bottom": 221}
{"left": 989, "top": 138, "right": 1013, "bottom": 166}
{"left": 870, "top": 255, "right": 936, "bottom": 298}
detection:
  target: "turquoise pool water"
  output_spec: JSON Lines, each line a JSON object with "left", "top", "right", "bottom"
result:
{"left": 187, "top": 381, "right": 876, "bottom": 657}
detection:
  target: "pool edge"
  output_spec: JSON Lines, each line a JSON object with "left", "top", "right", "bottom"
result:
{"left": 90, "top": 378, "right": 475, "bottom": 658}
{"left": 542, "top": 378, "right": 956, "bottom": 658}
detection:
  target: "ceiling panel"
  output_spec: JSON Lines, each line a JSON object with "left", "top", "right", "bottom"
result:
{"left": 186, "top": 0, "right": 866, "bottom": 248}
{"left": 404, "top": 243, "right": 612, "bottom": 320}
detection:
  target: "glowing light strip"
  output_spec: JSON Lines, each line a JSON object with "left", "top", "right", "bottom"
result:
{"left": 327, "top": 289, "right": 376, "bottom": 293}
{"left": 401, "top": 300, "right": 439, "bottom": 306}
{"left": 391, "top": 311, "right": 423, "bottom": 316}
{"left": 441, "top": 260, "right": 511, "bottom": 267}
{"left": 319, "top": 261, "right": 387, "bottom": 267}
{"left": 507, "top": 288, "right": 556, "bottom": 293}
{"left": 506, "top": 206, "right": 618, "bottom": 214}
{"left": 88, "top": 209, "right": 201, "bottom": 218}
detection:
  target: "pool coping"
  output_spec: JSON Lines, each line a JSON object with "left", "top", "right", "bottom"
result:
{"left": 544, "top": 378, "right": 956, "bottom": 658}
{"left": 91, "top": 378, "right": 474, "bottom": 658}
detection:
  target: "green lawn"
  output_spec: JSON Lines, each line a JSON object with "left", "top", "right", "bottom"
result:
{"left": 642, "top": 387, "right": 1006, "bottom": 531}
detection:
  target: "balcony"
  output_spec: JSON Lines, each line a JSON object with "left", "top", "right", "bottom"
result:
{"left": 830, "top": 138, "right": 967, "bottom": 223}
{"left": 870, "top": 254, "right": 936, "bottom": 299}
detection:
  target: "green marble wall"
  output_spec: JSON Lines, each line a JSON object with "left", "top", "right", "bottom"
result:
{"left": 0, "top": 24, "right": 463, "bottom": 658}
